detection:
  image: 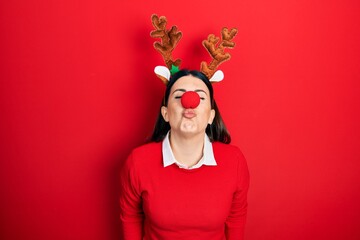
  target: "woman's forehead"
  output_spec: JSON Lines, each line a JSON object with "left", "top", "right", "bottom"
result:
{"left": 171, "top": 75, "right": 209, "bottom": 92}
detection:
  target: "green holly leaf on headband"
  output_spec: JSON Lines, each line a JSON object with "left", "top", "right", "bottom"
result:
{"left": 170, "top": 65, "right": 180, "bottom": 75}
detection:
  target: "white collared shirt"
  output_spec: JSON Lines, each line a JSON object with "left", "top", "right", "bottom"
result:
{"left": 162, "top": 131, "right": 217, "bottom": 169}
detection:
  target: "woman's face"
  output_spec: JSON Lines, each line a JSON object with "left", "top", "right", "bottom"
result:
{"left": 161, "top": 75, "right": 215, "bottom": 138}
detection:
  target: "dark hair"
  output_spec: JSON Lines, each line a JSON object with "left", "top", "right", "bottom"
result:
{"left": 150, "top": 69, "right": 231, "bottom": 143}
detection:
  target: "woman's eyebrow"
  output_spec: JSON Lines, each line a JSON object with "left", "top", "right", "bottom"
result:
{"left": 171, "top": 89, "right": 208, "bottom": 95}
{"left": 195, "top": 89, "right": 208, "bottom": 95}
{"left": 172, "top": 89, "right": 186, "bottom": 94}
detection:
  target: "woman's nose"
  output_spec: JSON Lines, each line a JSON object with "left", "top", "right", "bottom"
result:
{"left": 181, "top": 91, "right": 200, "bottom": 109}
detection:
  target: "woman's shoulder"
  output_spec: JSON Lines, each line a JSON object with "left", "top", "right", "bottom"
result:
{"left": 212, "top": 142, "right": 243, "bottom": 155}
{"left": 124, "top": 142, "right": 162, "bottom": 167}
{"left": 212, "top": 142, "right": 247, "bottom": 164}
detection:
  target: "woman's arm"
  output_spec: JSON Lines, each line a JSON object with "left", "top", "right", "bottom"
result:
{"left": 119, "top": 152, "right": 144, "bottom": 240}
{"left": 225, "top": 150, "right": 250, "bottom": 240}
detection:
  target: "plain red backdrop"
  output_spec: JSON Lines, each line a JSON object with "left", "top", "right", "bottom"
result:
{"left": 1, "top": 0, "right": 360, "bottom": 239}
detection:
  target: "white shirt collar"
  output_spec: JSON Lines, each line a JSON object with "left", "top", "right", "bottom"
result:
{"left": 162, "top": 131, "right": 217, "bottom": 169}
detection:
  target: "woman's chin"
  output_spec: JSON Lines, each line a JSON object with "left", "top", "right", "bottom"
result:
{"left": 181, "top": 122, "right": 196, "bottom": 130}
{"left": 171, "top": 122, "right": 205, "bottom": 136}
{"left": 178, "top": 126, "right": 204, "bottom": 138}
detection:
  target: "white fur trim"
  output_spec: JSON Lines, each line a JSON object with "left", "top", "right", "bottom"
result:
{"left": 209, "top": 70, "right": 224, "bottom": 82}
{"left": 154, "top": 66, "right": 171, "bottom": 81}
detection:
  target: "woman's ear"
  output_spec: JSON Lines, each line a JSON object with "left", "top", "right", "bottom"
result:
{"left": 161, "top": 106, "right": 169, "bottom": 122}
{"left": 208, "top": 109, "right": 216, "bottom": 124}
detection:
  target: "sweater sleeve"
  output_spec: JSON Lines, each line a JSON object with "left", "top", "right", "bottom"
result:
{"left": 119, "top": 152, "right": 144, "bottom": 240}
{"left": 225, "top": 149, "right": 250, "bottom": 240}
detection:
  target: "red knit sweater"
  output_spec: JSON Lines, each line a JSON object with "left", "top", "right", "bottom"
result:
{"left": 119, "top": 141, "right": 249, "bottom": 240}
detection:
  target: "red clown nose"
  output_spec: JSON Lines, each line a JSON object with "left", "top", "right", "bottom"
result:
{"left": 181, "top": 91, "right": 200, "bottom": 109}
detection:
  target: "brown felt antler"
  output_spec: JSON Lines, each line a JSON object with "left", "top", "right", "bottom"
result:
{"left": 150, "top": 14, "right": 182, "bottom": 70}
{"left": 200, "top": 27, "right": 238, "bottom": 80}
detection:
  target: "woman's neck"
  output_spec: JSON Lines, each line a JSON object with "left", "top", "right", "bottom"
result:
{"left": 169, "top": 131, "right": 205, "bottom": 168}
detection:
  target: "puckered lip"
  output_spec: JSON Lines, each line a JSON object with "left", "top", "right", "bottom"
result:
{"left": 183, "top": 109, "right": 196, "bottom": 119}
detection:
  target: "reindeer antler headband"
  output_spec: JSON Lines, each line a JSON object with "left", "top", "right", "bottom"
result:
{"left": 151, "top": 14, "right": 238, "bottom": 85}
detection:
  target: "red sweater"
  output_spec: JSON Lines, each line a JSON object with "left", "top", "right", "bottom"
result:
{"left": 119, "top": 141, "right": 249, "bottom": 240}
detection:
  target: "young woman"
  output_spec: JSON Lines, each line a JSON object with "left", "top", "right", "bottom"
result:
{"left": 119, "top": 69, "right": 250, "bottom": 240}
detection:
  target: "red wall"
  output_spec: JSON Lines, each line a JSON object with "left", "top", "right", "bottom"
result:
{"left": 1, "top": 1, "right": 360, "bottom": 239}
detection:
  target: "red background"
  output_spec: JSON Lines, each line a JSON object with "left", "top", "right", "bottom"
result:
{"left": 1, "top": 1, "right": 360, "bottom": 239}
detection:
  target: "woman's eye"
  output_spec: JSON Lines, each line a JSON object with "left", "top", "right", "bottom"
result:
{"left": 174, "top": 95, "right": 204, "bottom": 100}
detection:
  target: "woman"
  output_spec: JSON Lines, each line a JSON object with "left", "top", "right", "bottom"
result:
{"left": 119, "top": 69, "right": 250, "bottom": 240}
